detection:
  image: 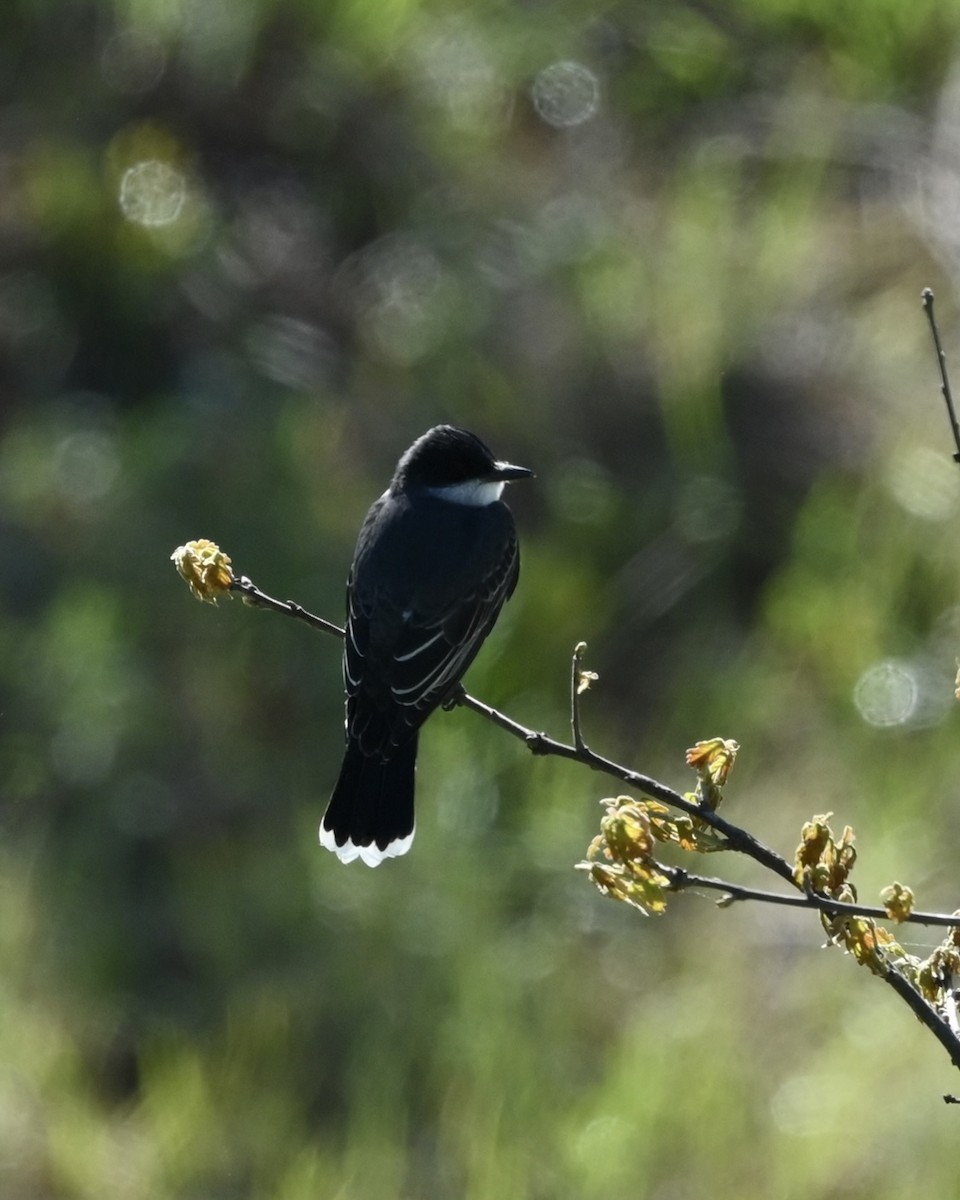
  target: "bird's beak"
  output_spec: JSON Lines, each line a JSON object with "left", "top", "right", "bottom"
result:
{"left": 491, "top": 460, "right": 534, "bottom": 482}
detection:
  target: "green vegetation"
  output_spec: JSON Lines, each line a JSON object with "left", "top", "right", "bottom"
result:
{"left": 3, "top": 0, "right": 960, "bottom": 1195}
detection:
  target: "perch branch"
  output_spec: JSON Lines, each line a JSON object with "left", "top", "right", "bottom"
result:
{"left": 232, "top": 576, "right": 346, "bottom": 638}
{"left": 225, "top": 570, "right": 960, "bottom": 1078}
{"left": 233, "top": 573, "right": 956, "bottom": 927}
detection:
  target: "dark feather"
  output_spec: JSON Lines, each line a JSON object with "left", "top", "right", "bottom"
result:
{"left": 321, "top": 736, "right": 418, "bottom": 860}
{"left": 343, "top": 493, "right": 519, "bottom": 758}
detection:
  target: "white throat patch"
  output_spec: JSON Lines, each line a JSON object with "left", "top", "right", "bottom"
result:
{"left": 427, "top": 479, "right": 504, "bottom": 506}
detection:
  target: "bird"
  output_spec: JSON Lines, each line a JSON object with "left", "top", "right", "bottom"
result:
{"left": 319, "top": 425, "right": 532, "bottom": 866}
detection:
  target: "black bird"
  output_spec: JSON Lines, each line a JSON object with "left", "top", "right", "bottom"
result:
{"left": 320, "top": 425, "right": 532, "bottom": 866}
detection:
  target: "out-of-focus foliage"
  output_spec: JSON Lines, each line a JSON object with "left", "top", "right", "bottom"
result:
{"left": 4, "top": 0, "right": 960, "bottom": 1195}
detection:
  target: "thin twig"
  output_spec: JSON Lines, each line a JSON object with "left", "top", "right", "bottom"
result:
{"left": 922, "top": 287, "right": 960, "bottom": 463}
{"left": 458, "top": 689, "right": 796, "bottom": 882}
{"left": 663, "top": 866, "right": 960, "bottom": 928}
{"left": 666, "top": 863, "right": 960, "bottom": 1073}
{"left": 234, "top": 573, "right": 960, "bottom": 923}
{"left": 234, "top": 572, "right": 795, "bottom": 882}
{"left": 227, "top": 569, "right": 960, "bottom": 1074}
{"left": 232, "top": 576, "right": 346, "bottom": 638}
{"left": 883, "top": 967, "right": 960, "bottom": 1073}
{"left": 570, "top": 641, "right": 589, "bottom": 752}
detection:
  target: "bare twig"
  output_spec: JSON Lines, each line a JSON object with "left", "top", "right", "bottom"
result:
{"left": 922, "top": 287, "right": 960, "bottom": 463}
{"left": 662, "top": 866, "right": 960, "bottom": 928}
{"left": 233, "top": 572, "right": 794, "bottom": 880}
{"left": 457, "top": 689, "right": 796, "bottom": 883}
{"left": 234, "top": 571, "right": 956, "bottom": 928}
{"left": 883, "top": 968, "right": 960, "bottom": 1074}
{"left": 570, "top": 641, "right": 590, "bottom": 752}
{"left": 665, "top": 863, "right": 960, "bottom": 1074}
{"left": 231, "top": 576, "right": 346, "bottom": 638}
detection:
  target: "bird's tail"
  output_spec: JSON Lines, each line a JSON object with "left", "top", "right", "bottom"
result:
{"left": 319, "top": 735, "right": 418, "bottom": 866}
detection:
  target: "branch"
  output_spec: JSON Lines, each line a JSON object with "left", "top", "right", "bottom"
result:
{"left": 883, "top": 968, "right": 960, "bottom": 1074}
{"left": 922, "top": 287, "right": 960, "bottom": 463}
{"left": 458, "top": 684, "right": 797, "bottom": 882}
{"left": 570, "top": 641, "right": 594, "bottom": 752}
{"left": 172, "top": 555, "right": 960, "bottom": 1079}
{"left": 234, "top": 571, "right": 960, "bottom": 940}
{"left": 662, "top": 866, "right": 960, "bottom": 928}
{"left": 229, "top": 576, "right": 792, "bottom": 874}
{"left": 231, "top": 576, "right": 346, "bottom": 638}
{"left": 660, "top": 862, "right": 960, "bottom": 1075}
{"left": 231, "top": 571, "right": 959, "bottom": 932}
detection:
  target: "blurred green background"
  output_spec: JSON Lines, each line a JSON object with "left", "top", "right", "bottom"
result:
{"left": 4, "top": 0, "right": 960, "bottom": 1196}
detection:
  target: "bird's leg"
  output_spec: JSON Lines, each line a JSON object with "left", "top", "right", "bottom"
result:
{"left": 441, "top": 684, "right": 468, "bottom": 711}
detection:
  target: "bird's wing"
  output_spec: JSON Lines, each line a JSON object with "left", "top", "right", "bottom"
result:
{"left": 344, "top": 532, "right": 519, "bottom": 754}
